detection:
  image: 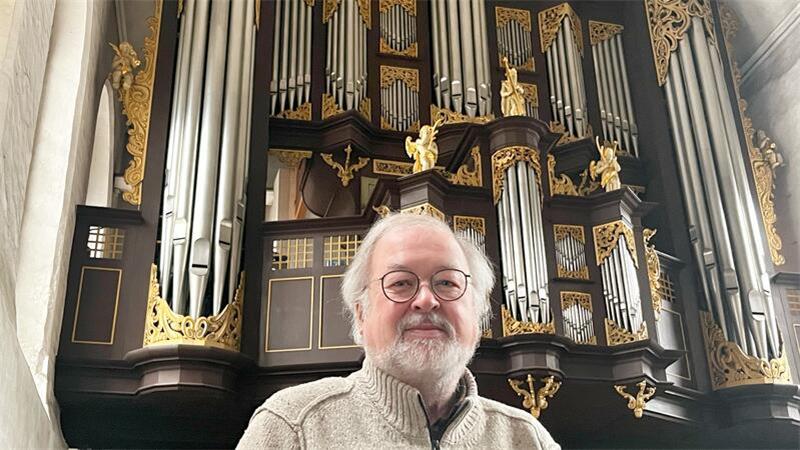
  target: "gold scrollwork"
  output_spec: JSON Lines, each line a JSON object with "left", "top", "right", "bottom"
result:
{"left": 589, "top": 20, "right": 623, "bottom": 45}
{"left": 323, "top": 0, "right": 341, "bottom": 23}
{"left": 520, "top": 82, "right": 538, "bottom": 107}
{"left": 538, "top": 3, "right": 583, "bottom": 55}
{"left": 268, "top": 149, "right": 313, "bottom": 169}
{"left": 401, "top": 203, "right": 446, "bottom": 221}
{"left": 322, "top": 93, "right": 344, "bottom": 120}
{"left": 143, "top": 265, "right": 244, "bottom": 351}
{"left": 380, "top": 0, "right": 416, "bottom": 15}
{"left": 700, "top": 311, "right": 792, "bottom": 390}
{"left": 453, "top": 215, "right": 486, "bottom": 236}
{"left": 356, "top": 0, "right": 371, "bottom": 28}
{"left": 275, "top": 102, "right": 312, "bottom": 121}
{"left": 431, "top": 104, "right": 494, "bottom": 125}
{"left": 644, "top": 0, "right": 716, "bottom": 86}
{"left": 359, "top": 97, "right": 371, "bottom": 122}
{"left": 380, "top": 38, "right": 419, "bottom": 58}
{"left": 547, "top": 154, "right": 599, "bottom": 197}
{"left": 373, "top": 205, "right": 392, "bottom": 218}
{"left": 554, "top": 225, "right": 589, "bottom": 280}
{"left": 501, "top": 306, "right": 555, "bottom": 336}
{"left": 605, "top": 318, "right": 648, "bottom": 345}
{"left": 496, "top": 6, "right": 532, "bottom": 32}
{"left": 492, "top": 146, "right": 542, "bottom": 204}
{"left": 446, "top": 146, "right": 483, "bottom": 187}
{"left": 548, "top": 121, "right": 578, "bottom": 146}
{"left": 643, "top": 228, "right": 662, "bottom": 319}
{"left": 373, "top": 159, "right": 414, "bottom": 176}
{"left": 321, "top": 144, "right": 370, "bottom": 187}
{"left": 508, "top": 374, "right": 561, "bottom": 419}
{"left": 110, "top": 0, "right": 163, "bottom": 206}
{"left": 614, "top": 380, "right": 656, "bottom": 419}
{"left": 560, "top": 291, "right": 596, "bottom": 344}
{"left": 380, "top": 65, "right": 419, "bottom": 91}
{"left": 592, "top": 220, "right": 638, "bottom": 268}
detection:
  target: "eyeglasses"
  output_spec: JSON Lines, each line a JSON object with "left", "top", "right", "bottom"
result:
{"left": 376, "top": 269, "right": 470, "bottom": 303}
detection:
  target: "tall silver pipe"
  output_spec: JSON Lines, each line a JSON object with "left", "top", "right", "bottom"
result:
{"left": 516, "top": 163, "right": 537, "bottom": 319}
{"left": 615, "top": 34, "right": 638, "bottom": 155}
{"left": 592, "top": 44, "right": 608, "bottom": 141}
{"left": 296, "top": 0, "right": 306, "bottom": 106}
{"left": 447, "top": 0, "right": 463, "bottom": 113}
{"left": 563, "top": 17, "right": 581, "bottom": 136}
{"left": 556, "top": 28, "right": 572, "bottom": 135}
{"left": 506, "top": 168, "right": 528, "bottom": 321}
{"left": 279, "top": 0, "right": 290, "bottom": 111}
{"left": 460, "top": 0, "right": 476, "bottom": 116}
{"left": 287, "top": 0, "right": 298, "bottom": 110}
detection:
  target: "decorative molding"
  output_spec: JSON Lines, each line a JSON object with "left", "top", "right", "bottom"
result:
{"left": 381, "top": 65, "right": 419, "bottom": 91}
{"left": 453, "top": 215, "right": 486, "bottom": 236}
{"left": 323, "top": 0, "right": 341, "bottom": 23}
{"left": 547, "top": 154, "right": 599, "bottom": 197}
{"left": 520, "top": 82, "right": 538, "bottom": 107}
{"left": 446, "top": 146, "right": 483, "bottom": 187}
{"left": 554, "top": 225, "right": 590, "bottom": 280}
{"left": 373, "top": 205, "right": 392, "bottom": 218}
{"left": 605, "top": 318, "right": 648, "bottom": 346}
{"left": 644, "top": 0, "right": 715, "bottom": 86}
{"left": 643, "top": 228, "right": 663, "bottom": 319}
{"left": 614, "top": 380, "right": 656, "bottom": 419}
{"left": 268, "top": 149, "right": 313, "bottom": 169}
{"left": 496, "top": 7, "right": 532, "bottom": 32}
{"left": 701, "top": 311, "right": 792, "bottom": 390}
{"left": 492, "top": 146, "right": 542, "bottom": 205}
{"left": 356, "top": 0, "right": 371, "bottom": 28}
{"left": 320, "top": 145, "right": 369, "bottom": 187}
{"left": 373, "top": 159, "right": 414, "bottom": 176}
{"left": 400, "top": 203, "right": 445, "bottom": 221}
{"left": 109, "top": 0, "right": 163, "bottom": 206}
{"left": 431, "top": 104, "right": 494, "bottom": 125}
{"left": 380, "top": 38, "right": 418, "bottom": 58}
{"left": 143, "top": 265, "right": 243, "bottom": 351}
{"left": 322, "top": 93, "right": 344, "bottom": 119}
{"left": 508, "top": 374, "right": 561, "bottom": 419}
{"left": 592, "top": 220, "right": 638, "bottom": 268}
{"left": 501, "top": 306, "right": 555, "bottom": 336}
{"left": 275, "top": 102, "right": 312, "bottom": 120}
{"left": 359, "top": 97, "right": 371, "bottom": 122}
{"left": 548, "top": 121, "right": 579, "bottom": 146}
{"left": 538, "top": 3, "right": 583, "bottom": 55}
{"left": 589, "top": 20, "right": 623, "bottom": 45}
{"left": 379, "top": 0, "right": 416, "bottom": 15}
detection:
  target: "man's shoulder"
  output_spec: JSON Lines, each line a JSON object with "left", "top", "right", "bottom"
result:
{"left": 473, "top": 396, "right": 560, "bottom": 449}
{"left": 475, "top": 395, "right": 537, "bottom": 424}
{"left": 255, "top": 375, "right": 355, "bottom": 425}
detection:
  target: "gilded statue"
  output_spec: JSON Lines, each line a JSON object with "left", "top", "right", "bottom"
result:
{"left": 589, "top": 138, "right": 621, "bottom": 192}
{"left": 108, "top": 42, "right": 141, "bottom": 100}
{"left": 405, "top": 116, "right": 445, "bottom": 173}
{"left": 500, "top": 57, "right": 525, "bottom": 117}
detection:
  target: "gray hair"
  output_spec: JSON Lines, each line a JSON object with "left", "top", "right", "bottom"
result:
{"left": 341, "top": 213, "right": 495, "bottom": 344}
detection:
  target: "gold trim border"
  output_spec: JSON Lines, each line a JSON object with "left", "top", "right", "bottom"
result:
{"left": 318, "top": 274, "right": 360, "bottom": 350}
{"left": 71, "top": 266, "right": 122, "bottom": 345}
{"left": 265, "top": 276, "right": 315, "bottom": 352}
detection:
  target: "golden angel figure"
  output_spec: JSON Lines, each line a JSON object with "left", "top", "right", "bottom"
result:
{"left": 500, "top": 57, "right": 525, "bottom": 117}
{"left": 405, "top": 117, "right": 445, "bottom": 173}
{"left": 589, "top": 138, "right": 621, "bottom": 192}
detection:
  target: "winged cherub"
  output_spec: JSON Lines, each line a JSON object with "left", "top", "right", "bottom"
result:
{"left": 405, "top": 116, "right": 445, "bottom": 173}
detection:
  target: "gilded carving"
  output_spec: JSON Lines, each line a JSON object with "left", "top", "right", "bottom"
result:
{"left": 644, "top": 0, "right": 716, "bottom": 86}
{"left": 589, "top": 20, "right": 623, "bottom": 45}
{"left": 447, "top": 146, "right": 483, "bottom": 187}
{"left": 268, "top": 149, "right": 312, "bottom": 169}
{"left": 501, "top": 306, "right": 556, "bottom": 336}
{"left": 548, "top": 121, "right": 578, "bottom": 146}
{"left": 554, "top": 225, "right": 590, "bottom": 280}
{"left": 322, "top": 93, "right": 344, "bottom": 119}
{"left": 538, "top": 3, "right": 583, "bottom": 55}
{"left": 560, "top": 291, "right": 596, "bottom": 344}
{"left": 379, "top": 38, "right": 418, "bottom": 58}
{"left": 275, "top": 102, "right": 312, "bottom": 120}
{"left": 381, "top": 65, "right": 419, "bottom": 91}
{"left": 109, "top": 0, "right": 162, "bottom": 206}
{"left": 592, "top": 220, "right": 638, "bottom": 268}
{"left": 373, "top": 205, "right": 392, "bottom": 218}
{"left": 401, "top": 203, "right": 446, "bottom": 221}
{"left": 520, "top": 82, "right": 538, "bottom": 107}
{"left": 643, "top": 228, "right": 663, "bottom": 319}
{"left": 496, "top": 7, "right": 532, "bottom": 32}
{"left": 405, "top": 117, "right": 444, "bottom": 173}
{"left": 614, "top": 380, "right": 656, "bottom": 419}
{"left": 321, "top": 144, "right": 370, "bottom": 187}
{"left": 508, "top": 374, "right": 561, "bottom": 419}
{"left": 380, "top": 0, "right": 416, "bottom": 15}
{"left": 323, "top": 0, "right": 341, "bottom": 23}
{"left": 589, "top": 138, "right": 622, "bottom": 192}
{"left": 431, "top": 104, "right": 494, "bottom": 125}
{"left": 501, "top": 57, "right": 526, "bottom": 117}
{"left": 359, "top": 97, "right": 371, "bottom": 122}
{"left": 492, "top": 146, "right": 542, "bottom": 205}
{"left": 701, "top": 311, "right": 792, "bottom": 390}
{"left": 373, "top": 159, "right": 414, "bottom": 176}
{"left": 547, "top": 154, "right": 600, "bottom": 197}
{"left": 144, "top": 264, "right": 243, "bottom": 351}
{"left": 453, "top": 215, "right": 486, "bottom": 236}
{"left": 605, "top": 318, "right": 648, "bottom": 345}
{"left": 356, "top": 0, "right": 371, "bottom": 28}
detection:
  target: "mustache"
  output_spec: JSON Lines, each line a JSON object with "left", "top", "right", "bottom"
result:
{"left": 396, "top": 312, "right": 455, "bottom": 338}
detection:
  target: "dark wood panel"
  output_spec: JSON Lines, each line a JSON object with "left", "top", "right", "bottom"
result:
{"left": 319, "top": 274, "right": 357, "bottom": 349}
{"left": 72, "top": 267, "right": 122, "bottom": 344}
{"left": 265, "top": 277, "right": 314, "bottom": 352}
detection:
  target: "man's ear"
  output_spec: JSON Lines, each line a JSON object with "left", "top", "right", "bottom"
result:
{"left": 355, "top": 302, "right": 364, "bottom": 324}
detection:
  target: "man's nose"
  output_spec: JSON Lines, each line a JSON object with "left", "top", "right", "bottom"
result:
{"left": 410, "top": 282, "right": 440, "bottom": 312}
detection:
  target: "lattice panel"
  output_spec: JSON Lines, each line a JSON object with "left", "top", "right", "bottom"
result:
{"left": 324, "top": 234, "right": 362, "bottom": 267}
{"left": 271, "top": 238, "right": 314, "bottom": 270}
{"left": 87, "top": 226, "right": 125, "bottom": 260}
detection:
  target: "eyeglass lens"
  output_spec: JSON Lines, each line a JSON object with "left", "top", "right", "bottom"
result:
{"left": 381, "top": 269, "right": 467, "bottom": 302}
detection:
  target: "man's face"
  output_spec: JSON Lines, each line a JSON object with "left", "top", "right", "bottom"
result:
{"left": 357, "top": 225, "right": 480, "bottom": 368}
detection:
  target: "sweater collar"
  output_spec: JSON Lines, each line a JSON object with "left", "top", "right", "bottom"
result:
{"left": 353, "top": 358, "right": 481, "bottom": 440}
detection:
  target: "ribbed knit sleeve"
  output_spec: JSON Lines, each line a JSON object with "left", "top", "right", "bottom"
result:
{"left": 236, "top": 409, "right": 301, "bottom": 449}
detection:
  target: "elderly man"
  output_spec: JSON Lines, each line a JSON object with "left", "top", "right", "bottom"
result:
{"left": 238, "top": 213, "right": 559, "bottom": 449}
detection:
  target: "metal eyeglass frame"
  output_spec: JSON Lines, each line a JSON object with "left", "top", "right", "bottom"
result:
{"left": 376, "top": 268, "right": 471, "bottom": 303}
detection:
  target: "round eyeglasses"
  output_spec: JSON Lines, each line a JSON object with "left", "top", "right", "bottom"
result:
{"left": 377, "top": 269, "right": 470, "bottom": 303}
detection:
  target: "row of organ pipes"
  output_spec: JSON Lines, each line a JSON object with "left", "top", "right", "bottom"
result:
{"left": 379, "top": 2, "right": 417, "bottom": 54}
{"left": 160, "top": 0, "right": 255, "bottom": 317}
{"left": 496, "top": 157, "right": 550, "bottom": 324}
{"left": 599, "top": 234, "right": 644, "bottom": 334}
{"left": 496, "top": 10, "right": 534, "bottom": 70}
{"left": 544, "top": 6, "right": 589, "bottom": 139}
{"left": 554, "top": 233, "right": 588, "bottom": 278}
{"left": 430, "top": 0, "right": 492, "bottom": 117}
{"left": 590, "top": 22, "right": 639, "bottom": 155}
{"left": 562, "top": 300, "right": 595, "bottom": 344}
{"left": 381, "top": 76, "right": 419, "bottom": 131}
{"left": 270, "top": 0, "right": 313, "bottom": 114}
{"left": 325, "top": 0, "right": 369, "bottom": 112}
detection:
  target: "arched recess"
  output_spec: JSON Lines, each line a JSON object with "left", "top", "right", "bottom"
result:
{"left": 85, "top": 80, "right": 116, "bottom": 207}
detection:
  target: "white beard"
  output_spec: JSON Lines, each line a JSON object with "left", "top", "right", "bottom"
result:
{"left": 367, "top": 312, "right": 478, "bottom": 407}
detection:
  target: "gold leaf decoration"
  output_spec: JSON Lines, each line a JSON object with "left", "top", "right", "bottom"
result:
{"left": 320, "top": 144, "right": 370, "bottom": 187}
{"left": 380, "top": 65, "right": 419, "bottom": 91}
{"left": 492, "top": 146, "right": 542, "bottom": 204}
{"left": 373, "top": 205, "right": 392, "bottom": 218}
{"left": 400, "top": 203, "right": 445, "bottom": 221}
{"left": 614, "top": 380, "right": 656, "bottom": 419}
{"left": 508, "top": 374, "right": 561, "bottom": 419}
{"left": 592, "top": 220, "right": 638, "bottom": 268}
{"left": 453, "top": 215, "right": 486, "bottom": 236}
{"left": 379, "top": 0, "right": 415, "bottom": 15}
{"left": 538, "top": 3, "right": 583, "bottom": 55}
{"left": 447, "top": 146, "right": 483, "bottom": 187}
{"left": 548, "top": 121, "right": 579, "bottom": 146}
{"left": 643, "top": 228, "right": 663, "bottom": 319}
{"left": 589, "top": 20, "right": 623, "bottom": 45}
{"left": 520, "top": 82, "right": 538, "bottom": 107}
{"left": 356, "top": 0, "right": 371, "bottom": 28}
{"left": 502, "top": 306, "right": 555, "bottom": 336}
{"left": 554, "top": 225, "right": 590, "bottom": 280}
{"left": 143, "top": 264, "right": 244, "bottom": 351}
{"left": 359, "top": 97, "right": 371, "bottom": 122}
{"left": 373, "top": 158, "right": 414, "bottom": 176}
{"left": 322, "top": 93, "right": 344, "bottom": 120}
{"left": 275, "top": 102, "right": 312, "bottom": 120}
{"left": 700, "top": 311, "right": 792, "bottom": 389}
{"left": 379, "top": 38, "right": 419, "bottom": 58}
{"left": 605, "top": 318, "right": 648, "bottom": 346}
{"left": 323, "top": 0, "right": 341, "bottom": 23}
{"left": 496, "top": 6, "right": 532, "bottom": 32}
{"left": 268, "top": 149, "right": 312, "bottom": 169}
{"left": 431, "top": 104, "right": 495, "bottom": 125}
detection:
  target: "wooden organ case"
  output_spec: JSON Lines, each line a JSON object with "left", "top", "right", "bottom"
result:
{"left": 54, "top": 0, "right": 800, "bottom": 448}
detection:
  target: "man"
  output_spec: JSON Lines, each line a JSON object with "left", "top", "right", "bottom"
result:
{"left": 238, "top": 213, "right": 559, "bottom": 449}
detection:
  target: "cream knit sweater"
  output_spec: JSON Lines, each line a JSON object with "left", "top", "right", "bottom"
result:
{"left": 237, "top": 359, "right": 560, "bottom": 449}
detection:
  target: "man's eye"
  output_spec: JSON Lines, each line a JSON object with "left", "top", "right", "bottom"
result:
{"left": 390, "top": 280, "right": 412, "bottom": 287}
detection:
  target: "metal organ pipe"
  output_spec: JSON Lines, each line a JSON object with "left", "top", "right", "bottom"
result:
{"left": 325, "top": 0, "right": 367, "bottom": 113}
{"left": 270, "top": 0, "right": 313, "bottom": 115}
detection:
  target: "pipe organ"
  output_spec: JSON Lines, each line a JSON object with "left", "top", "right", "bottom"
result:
{"left": 324, "top": 0, "right": 369, "bottom": 114}
{"left": 495, "top": 7, "right": 535, "bottom": 72}
{"left": 493, "top": 147, "right": 550, "bottom": 325}
{"left": 270, "top": 0, "right": 314, "bottom": 116}
{"left": 430, "top": 0, "right": 492, "bottom": 117}
{"left": 380, "top": 66, "right": 420, "bottom": 131}
{"left": 539, "top": 3, "right": 589, "bottom": 140}
{"left": 589, "top": 21, "right": 639, "bottom": 155}
{"left": 554, "top": 225, "right": 589, "bottom": 280}
{"left": 561, "top": 291, "right": 596, "bottom": 344}
{"left": 379, "top": 0, "right": 418, "bottom": 57}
